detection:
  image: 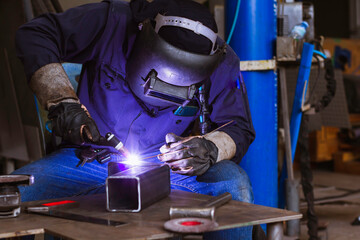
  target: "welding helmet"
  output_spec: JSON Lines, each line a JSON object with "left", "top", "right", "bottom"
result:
{"left": 126, "top": 14, "right": 225, "bottom": 108}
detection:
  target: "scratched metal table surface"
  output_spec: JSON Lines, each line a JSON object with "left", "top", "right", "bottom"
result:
{"left": 0, "top": 190, "right": 302, "bottom": 239}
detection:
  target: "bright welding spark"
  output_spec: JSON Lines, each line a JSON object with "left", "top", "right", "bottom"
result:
{"left": 125, "top": 154, "right": 142, "bottom": 165}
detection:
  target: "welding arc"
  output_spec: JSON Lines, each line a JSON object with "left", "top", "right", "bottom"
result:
{"left": 140, "top": 120, "right": 235, "bottom": 161}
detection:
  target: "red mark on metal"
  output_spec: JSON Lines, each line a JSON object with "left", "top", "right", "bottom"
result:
{"left": 42, "top": 200, "right": 76, "bottom": 206}
{"left": 180, "top": 221, "right": 202, "bottom": 226}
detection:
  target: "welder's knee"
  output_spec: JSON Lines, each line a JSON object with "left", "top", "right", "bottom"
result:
{"left": 197, "top": 160, "right": 254, "bottom": 203}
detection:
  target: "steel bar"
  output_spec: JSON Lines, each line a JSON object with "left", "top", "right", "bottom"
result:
{"left": 267, "top": 222, "right": 283, "bottom": 240}
{"left": 203, "top": 192, "right": 232, "bottom": 208}
{"left": 169, "top": 193, "right": 232, "bottom": 220}
{"left": 169, "top": 207, "right": 215, "bottom": 220}
{"left": 285, "top": 179, "right": 300, "bottom": 236}
{"left": 280, "top": 67, "right": 300, "bottom": 236}
{"left": 279, "top": 67, "right": 294, "bottom": 181}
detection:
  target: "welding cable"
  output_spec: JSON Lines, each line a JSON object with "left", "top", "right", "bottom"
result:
{"left": 310, "top": 51, "right": 336, "bottom": 113}
{"left": 297, "top": 44, "right": 332, "bottom": 240}
{"left": 198, "top": 84, "right": 210, "bottom": 135}
{"left": 226, "top": 0, "right": 241, "bottom": 44}
{"left": 45, "top": 121, "right": 52, "bottom": 133}
{"left": 298, "top": 114, "right": 319, "bottom": 240}
{"left": 307, "top": 40, "right": 328, "bottom": 97}
{"left": 309, "top": 37, "right": 326, "bottom": 53}
{"left": 308, "top": 54, "right": 321, "bottom": 102}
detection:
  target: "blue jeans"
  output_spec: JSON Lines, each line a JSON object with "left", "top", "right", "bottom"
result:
{"left": 13, "top": 148, "right": 254, "bottom": 239}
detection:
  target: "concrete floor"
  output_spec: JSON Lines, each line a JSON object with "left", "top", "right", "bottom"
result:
{"left": 298, "top": 170, "right": 360, "bottom": 240}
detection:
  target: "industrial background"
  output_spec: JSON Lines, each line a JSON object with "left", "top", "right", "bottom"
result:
{"left": 1, "top": 0, "right": 360, "bottom": 239}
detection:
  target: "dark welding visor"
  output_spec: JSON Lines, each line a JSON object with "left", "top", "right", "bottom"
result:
{"left": 126, "top": 19, "right": 225, "bottom": 108}
{"left": 144, "top": 69, "right": 197, "bottom": 106}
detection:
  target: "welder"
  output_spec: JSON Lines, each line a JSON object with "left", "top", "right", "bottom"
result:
{"left": 13, "top": 0, "right": 255, "bottom": 238}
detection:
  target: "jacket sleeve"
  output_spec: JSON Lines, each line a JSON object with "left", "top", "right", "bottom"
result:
{"left": 208, "top": 47, "right": 255, "bottom": 163}
{"left": 15, "top": 2, "right": 110, "bottom": 80}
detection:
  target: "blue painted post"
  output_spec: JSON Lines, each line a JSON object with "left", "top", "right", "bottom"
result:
{"left": 225, "top": 0, "right": 278, "bottom": 208}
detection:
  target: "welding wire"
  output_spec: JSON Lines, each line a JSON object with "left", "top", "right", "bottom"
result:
{"left": 129, "top": 155, "right": 156, "bottom": 161}
{"left": 204, "top": 120, "right": 234, "bottom": 136}
{"left": 139, "top": 120, "right": 234, "bottom": 161}
{"left": 141, "top": 147, "right": 190, "bottom": 161}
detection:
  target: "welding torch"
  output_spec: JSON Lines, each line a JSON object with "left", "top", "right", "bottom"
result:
{"left": 105, "top": 132, "right": 131, "bottom": 158}
{"left": 78, "top": 132, "right": 131, "bottom": 167}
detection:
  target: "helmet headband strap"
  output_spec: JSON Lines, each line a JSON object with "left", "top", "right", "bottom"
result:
{"left": 154, "top": 14, "right": 218, "bottom": 55}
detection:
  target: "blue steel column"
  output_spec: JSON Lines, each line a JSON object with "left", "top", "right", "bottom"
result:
{"left": 225, "top": 0, "right": 278, "bottom": 208}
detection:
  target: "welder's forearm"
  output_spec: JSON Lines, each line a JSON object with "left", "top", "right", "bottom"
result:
{"left": 204, "top": 131, "right": 236, "bottom": 162}
{"left": 29, "top": 63, "right": 79, "bottom": 110}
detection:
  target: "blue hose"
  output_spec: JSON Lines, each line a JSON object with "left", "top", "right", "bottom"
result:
{"left": 313, "top": 50, "right": 327, "bottom": 59}
{"left": 226, "top": 0, "right": 241, "bottom": 44}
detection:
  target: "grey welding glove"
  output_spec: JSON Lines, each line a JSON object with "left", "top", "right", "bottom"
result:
{"left": 30, "top": 63, "right": 101, "bottom": 144}
{"left": 158, "top": 133, "right": 218, "bottom": 176}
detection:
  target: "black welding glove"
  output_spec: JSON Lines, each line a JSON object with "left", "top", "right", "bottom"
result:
{"left": 48, "top": 102, "right": 101, "bottom": 145}
{"left": 158, "top": 133, "right": 218, "bottom": 176}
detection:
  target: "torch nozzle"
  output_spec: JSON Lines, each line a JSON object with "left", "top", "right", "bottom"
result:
{"left": 117, "top": 145, "right": 131, "bottom": 159}
{"left": 105, "top": 132, "right": 130, "bottom": 159}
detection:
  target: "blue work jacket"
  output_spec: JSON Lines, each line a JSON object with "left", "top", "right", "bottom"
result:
{"left": 16, "top": 0, "right": 255, "bottom": 162}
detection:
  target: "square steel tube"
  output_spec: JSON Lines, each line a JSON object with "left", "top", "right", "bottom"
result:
{"left": 106, "top": 164, "right": 170, "bottom": 212}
